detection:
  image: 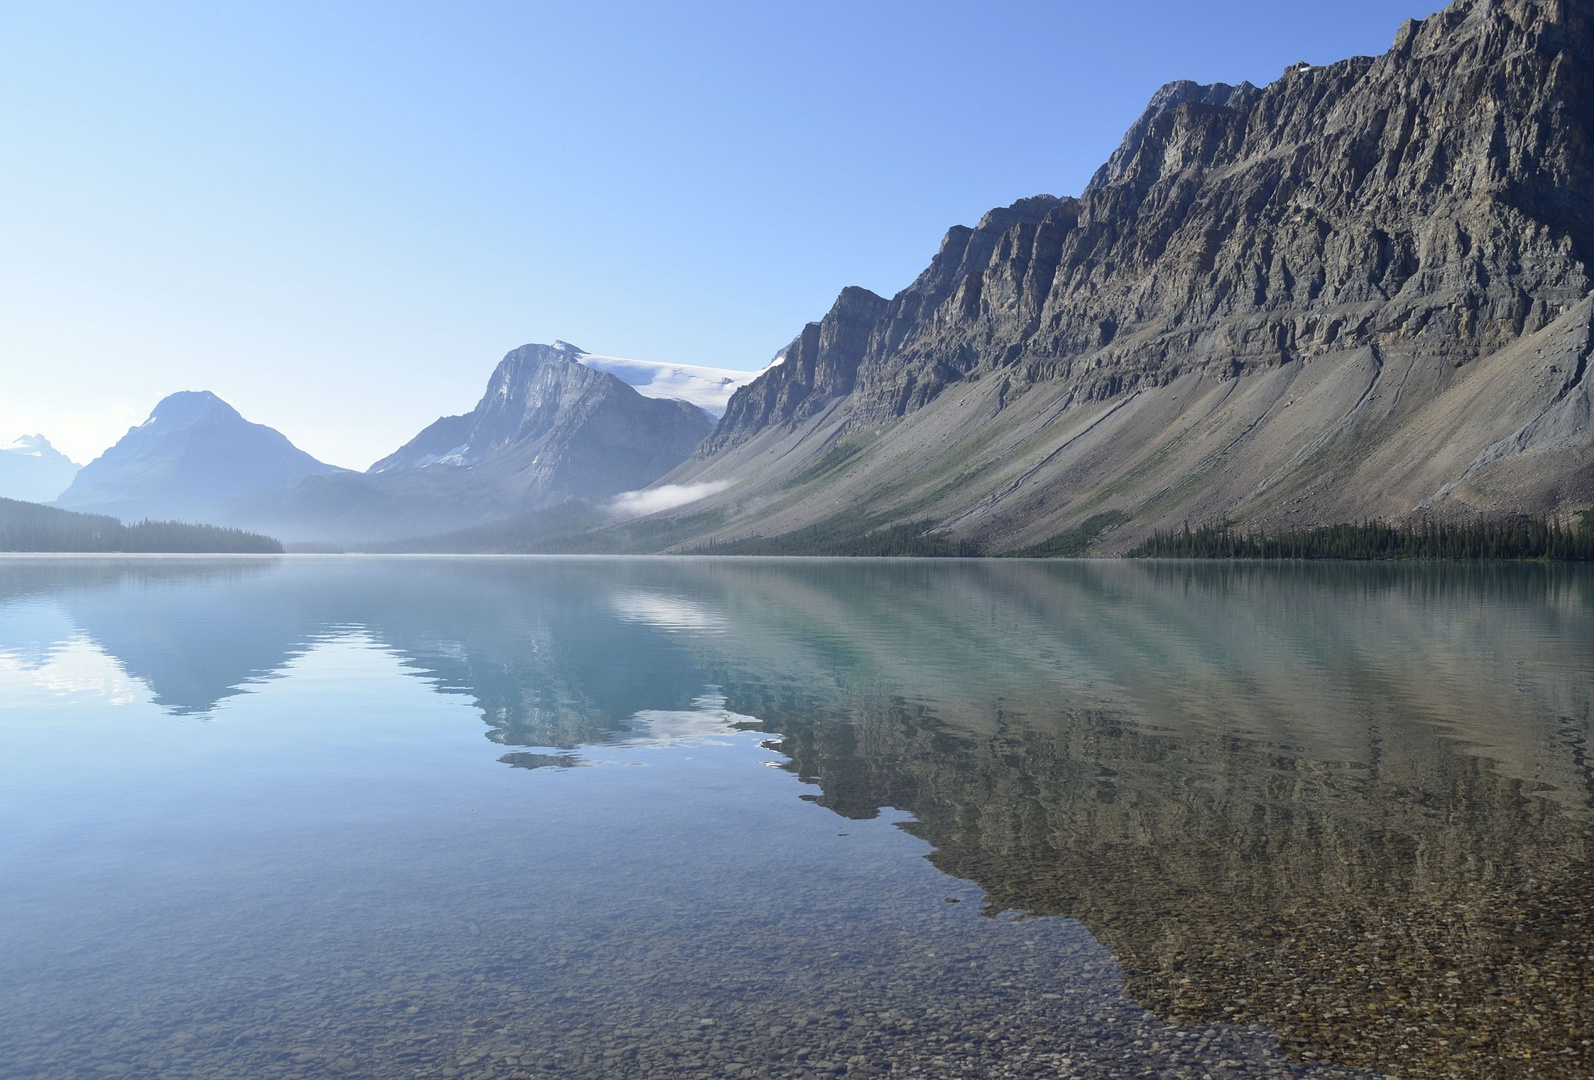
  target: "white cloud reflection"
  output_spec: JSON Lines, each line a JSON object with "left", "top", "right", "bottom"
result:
{"left": 0, "top": 635, "right": 145, "bottom": 705}
{"left": 610, "top": 689, "right": 756, "bottom": 750}
{"left": 612, "top": 592, "right": 726, "bottom": 633}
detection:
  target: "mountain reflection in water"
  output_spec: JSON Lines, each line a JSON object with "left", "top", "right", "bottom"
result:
{"left": 0, "top": 556, "right": 1588, "bottom": 1079}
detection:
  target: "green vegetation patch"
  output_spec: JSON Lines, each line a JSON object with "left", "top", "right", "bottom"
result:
{"left": 371, "top": 503, "right": 728, "bottom": 555}
{"left": 1006, "top": 511, "right": 1130, "bottom": 558}
{"left": 532, "top": 509, "right": 730, "bottom": 554}
{"left": 697, "top": 508, "right": 982, "bottom": 557}
{"left": 790, "top": 436, "right": 869, "bottom": 488}
{"left": 1128, "top": 515, "right": 1594, "bottom": 562}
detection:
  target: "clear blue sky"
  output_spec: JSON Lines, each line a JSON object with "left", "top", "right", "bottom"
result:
{"left": 1, "top": 0, "right": 1442, "bottom": 469}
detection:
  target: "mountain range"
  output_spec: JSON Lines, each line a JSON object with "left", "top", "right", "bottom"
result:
{"left": 51, "top": 343, "right": 720, "bottom": 543}
{"left": 633, "top": 0, "right": 1594, "bottom": 554}
{"left": 24, "top": 0, "right": 1594, "bottom": 552}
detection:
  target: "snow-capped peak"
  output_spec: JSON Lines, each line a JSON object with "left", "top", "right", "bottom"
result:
{"left": 576, "top": 351, "right": 775, "bottom": 418}
{"left": 2, "top": 434, "right": 76, "bottom": 464}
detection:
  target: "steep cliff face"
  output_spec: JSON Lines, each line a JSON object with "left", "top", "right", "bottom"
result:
{"left": 673, "top": 0, "right": 1594, "bottom": 551}
{"left": 705, "top": 286, "right": 892, "bottom": 446}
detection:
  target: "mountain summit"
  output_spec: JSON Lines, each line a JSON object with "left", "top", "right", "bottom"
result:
{"left": 54, "top": 391, "right": 346, "bottom": 524}
{"left": 645, "top": 0, "right": 1594, "bottom": 552}
{"left": 369, "top": 342, "right": 713, "bottom": 505}
{"left": 0, "top": 435, "right": 80, "bottom": 504}
{"left": 243, "top": 343, "right": 715, "bottom": 542}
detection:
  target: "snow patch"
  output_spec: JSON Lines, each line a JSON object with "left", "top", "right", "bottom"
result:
{"left": 579, "top": 354, "right": 755, "bottom": 418}
{"left": 408, "top": 444, "right": 470, "bottom": 469}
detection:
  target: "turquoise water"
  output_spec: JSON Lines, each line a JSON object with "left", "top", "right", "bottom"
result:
{"left": 0, "top": 557, "right": 1589, "bottom": 1079}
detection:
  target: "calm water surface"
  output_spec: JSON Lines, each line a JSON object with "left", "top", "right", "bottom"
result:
{"left": 0, "top": 556, "right": 1589, "bottom": 1080}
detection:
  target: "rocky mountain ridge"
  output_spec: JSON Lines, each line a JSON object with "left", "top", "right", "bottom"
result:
{"left": 656, "top": 0, "right": 1594, "bottom": 553}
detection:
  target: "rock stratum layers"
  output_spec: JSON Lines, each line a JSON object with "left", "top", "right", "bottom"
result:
{"left": 657, "top": 0, "right": 1594, "bottom": 552}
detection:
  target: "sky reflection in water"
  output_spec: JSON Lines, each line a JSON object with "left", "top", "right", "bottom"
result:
{"left": 0, "top": 556, "right": 1589, "bottom": 1080}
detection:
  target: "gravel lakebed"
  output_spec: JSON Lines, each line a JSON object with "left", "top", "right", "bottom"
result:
{"left": 1, "top": 866, "right": 1371, "bottom": 1080}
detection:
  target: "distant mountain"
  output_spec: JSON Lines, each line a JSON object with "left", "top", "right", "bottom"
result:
{"left": 44, "top": 350, "right": 718, "bottom": 546}
{"left": 369, "top": 341, "right": 713, "bottom": 504}
{"left": 54, "top": 391, "right": 348, "bottom": 524}
{"left": 255, "top": 343, "right": 716, "bottom": 543}
{"left": 0, "top": 435, "right": 80, "bottom": 503}
{"left": 0, "top": 496, "right": 281, "bottom": 553}
{"left": 629, "top": 0, "right": 1594, "bottom": 554}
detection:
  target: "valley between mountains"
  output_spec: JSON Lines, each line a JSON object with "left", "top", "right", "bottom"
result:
{"left": 10, "top": 0, "right": 1592, "bottom": 554}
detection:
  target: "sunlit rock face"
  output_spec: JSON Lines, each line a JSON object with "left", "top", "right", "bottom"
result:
{"left": 668, "top": 0, "right": 1594, "bottom": 552}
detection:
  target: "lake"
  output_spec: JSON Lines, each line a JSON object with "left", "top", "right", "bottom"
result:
{"left": 0, "top": 556, "right": 1589, "bottom": 1080}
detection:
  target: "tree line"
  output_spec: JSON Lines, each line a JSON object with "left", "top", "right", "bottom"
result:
{"left": 0, "top": 498, "right": 283, "bottom": 553}
{"left": 1127, "top": 514, "right": 1594, "bottom": 562}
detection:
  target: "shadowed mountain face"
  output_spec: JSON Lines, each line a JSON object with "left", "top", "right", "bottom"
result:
{"left": 0, "top": 436, "right": 79, "bottom": 504}
{"left": 2, "top": 557, "right": 1589, "bottom": 1078}
{"left": 651, "top": 0, "right": 1594, "bottom": 553}
{"left": 53, "top": 392, "right": 347, "bottom": 525}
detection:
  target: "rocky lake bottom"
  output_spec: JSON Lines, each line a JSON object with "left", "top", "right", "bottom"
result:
{"left": 0, "top": 557, "right": 1588, "bottom": 1079}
